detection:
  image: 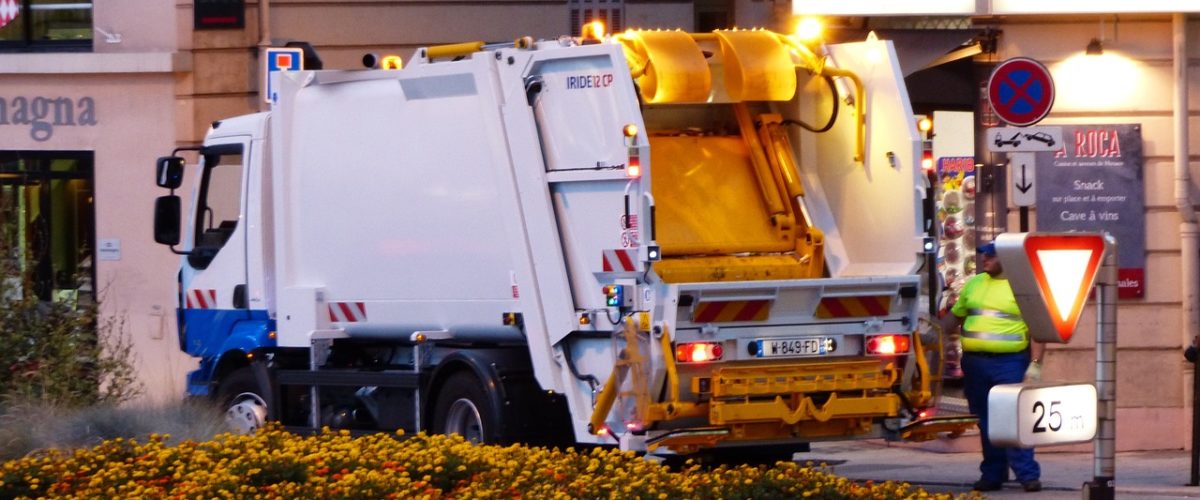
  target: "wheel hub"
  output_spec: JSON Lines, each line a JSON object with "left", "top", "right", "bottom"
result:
{"left": 225, "top": 392, "right": 268, "bottom": 434}
{"left": 444, "top": 398, "right": 484, "bottom": 442}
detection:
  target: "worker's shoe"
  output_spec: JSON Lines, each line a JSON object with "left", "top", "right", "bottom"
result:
{"left": 1022, "top": 480, "right": 1043, "bottom": 492}
{"left": 972, "top": 479, "right": 1003, "bottom": 491}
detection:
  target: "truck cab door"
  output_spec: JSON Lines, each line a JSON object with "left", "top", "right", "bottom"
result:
{"left": 179, "top": 138, "right": 251, "bottom": 356}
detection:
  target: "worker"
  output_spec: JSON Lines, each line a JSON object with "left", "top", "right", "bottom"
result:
{"left": 942, "top": 240, "right": 1044, "bottom": 493}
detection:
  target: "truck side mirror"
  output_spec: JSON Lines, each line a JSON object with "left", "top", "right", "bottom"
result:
{"left": 156, "top": 156, "right": 185, "bottom": 189}
{"left": 154, "top": 195, "right": 182, "bottom": 246}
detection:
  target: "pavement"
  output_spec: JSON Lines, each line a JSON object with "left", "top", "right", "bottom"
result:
{"left": 797, "top": 383, "right": 1200, "bottom": 498}
{"left": 808, "top": 438, "right": 1198, "bottom": 499}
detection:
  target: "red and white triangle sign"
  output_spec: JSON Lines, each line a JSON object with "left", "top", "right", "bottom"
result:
{"left": 996, "top": 233, "right": 1108, "bottom": 343}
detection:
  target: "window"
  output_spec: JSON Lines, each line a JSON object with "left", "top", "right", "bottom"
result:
{"left": 0, "top": 151, "right": 94, "bottom": 302}
{"left": 188, "top": 144, "right": 243, "bottom": 270}
{"left": 0, "top": 0, "right": 92, "bottom": 51}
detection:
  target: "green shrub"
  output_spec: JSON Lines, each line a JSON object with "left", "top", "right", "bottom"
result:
{"left": 0, "top": 241, "right": 139, "bottom": 407}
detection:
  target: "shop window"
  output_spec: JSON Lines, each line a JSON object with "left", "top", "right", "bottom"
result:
{"left": 0, "top": 0, "right": 93, "bottom": 52}
{"left": 0, "top": 151, "right": 94, "bottom": 302}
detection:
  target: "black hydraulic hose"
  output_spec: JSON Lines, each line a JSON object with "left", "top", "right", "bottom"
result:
{"left": 563, "top": 337, "right": 602, "bottom": 391}
{"left": 782, "top": 75, "right": 839, "bottom": 133}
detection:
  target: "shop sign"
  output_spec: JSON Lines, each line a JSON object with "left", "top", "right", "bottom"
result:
{"left": 0, "top": 95, "right": 97, "bottom": 142}
{"left": 1035, "top": 124, "right": 1145, "bottom": 298}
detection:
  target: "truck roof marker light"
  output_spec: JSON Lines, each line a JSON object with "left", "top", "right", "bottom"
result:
{"left": 794, "top": 17, "right": 823, "bottom": 43}
{"left": 583, "top": 21, "right": 606, "bottom": 42}
{"left": 918, "top": 117, "right": 933, "bottom": 133}
{"left": 381, "top": 55, "right": 403, "bottom": 70}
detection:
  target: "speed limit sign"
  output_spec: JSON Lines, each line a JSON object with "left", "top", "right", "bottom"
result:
{"left": 988, "top": 383, "right": 1098, "bottom": 447}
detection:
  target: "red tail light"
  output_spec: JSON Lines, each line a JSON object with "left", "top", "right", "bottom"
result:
{"left": 675, "top": 342, "right": 724, "bottom": 363}
{"left": 627, "top": 155, "right": 641, "bottom": 178}
{"left": 865, "top": 334, "right": 911, "bottom": 355}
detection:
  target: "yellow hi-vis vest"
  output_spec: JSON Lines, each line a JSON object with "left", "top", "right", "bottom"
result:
{"left": 950, "top": 273, "right": 1029, "bottom": 353}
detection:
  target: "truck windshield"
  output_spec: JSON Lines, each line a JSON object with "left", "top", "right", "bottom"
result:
{"left": 189, "top": 144, "right": 243, "bottom": 269}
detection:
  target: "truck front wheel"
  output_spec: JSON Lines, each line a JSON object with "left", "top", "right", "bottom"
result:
{"left": 217, "top": 367, "right": 269, "bottom": 434}
{"left": 432, "top": 372, "right": 496, "bottom": 443}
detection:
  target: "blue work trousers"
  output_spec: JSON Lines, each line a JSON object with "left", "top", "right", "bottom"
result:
{"left": 961, "top": 351, "right": 1041, "bottom": 483}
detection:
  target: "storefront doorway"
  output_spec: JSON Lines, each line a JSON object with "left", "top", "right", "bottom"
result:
{"left": 0, "top": 151, "right": 94, "bottom": 302}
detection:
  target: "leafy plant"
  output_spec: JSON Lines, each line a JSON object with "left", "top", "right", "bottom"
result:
{"left": 0, "top": 219, "right": 140, "bottom": 407}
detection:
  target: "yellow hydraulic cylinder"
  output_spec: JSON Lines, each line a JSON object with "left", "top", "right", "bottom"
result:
{"left": 732, "top": 103, "right": 788, "bottom": 223}
{"left": 424, "top": 41, "right": 485, "bottom": 60}
{"left": 759, "top": 117, "right": 805, "bottom": 199}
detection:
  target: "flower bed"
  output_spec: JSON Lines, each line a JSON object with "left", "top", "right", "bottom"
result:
{"left": 1, "top": 426, "right": 977, "bottom": 499}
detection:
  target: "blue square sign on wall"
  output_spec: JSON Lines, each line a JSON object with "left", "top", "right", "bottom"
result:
{"left": 263, "top": 48, "right": 304, "bottom": 104}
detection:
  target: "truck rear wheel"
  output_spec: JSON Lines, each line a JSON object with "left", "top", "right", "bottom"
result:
{"left": 432, "top": 372, "right": 496, "bottom": 443}
{"left": 217, "top": 367, "right": 269, "bottom": 434}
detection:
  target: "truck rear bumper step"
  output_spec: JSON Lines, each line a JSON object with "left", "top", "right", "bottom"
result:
{"left": 699, "top": 359, "right": 898, "bottom": 397}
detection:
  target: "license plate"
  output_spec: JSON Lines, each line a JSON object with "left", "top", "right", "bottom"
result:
{"left": 755, "top": 337, "right": 827, "bottom": 358}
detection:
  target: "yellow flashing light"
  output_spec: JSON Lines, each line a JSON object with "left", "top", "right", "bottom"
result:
{"left": 583, "top": 20, "right": 606, "bottom": 40}
{"left": 381, "top": 55, "right": 403, "bottom": 70}
{"left": 794, "top": 17, "right": 822, "bottom": 43}
{"left": 918, "top": 117, "right": 932, "bottom": 133}
{"left": 623, "top": 123, "right": 639, "bottom": 138}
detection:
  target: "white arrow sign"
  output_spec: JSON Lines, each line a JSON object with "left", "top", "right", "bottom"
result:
{"left": 1010, "top": 152, "right": 1036, "bottom": 207}
{"left": 987, "top": 126, "right": 1063, "bottom": 153}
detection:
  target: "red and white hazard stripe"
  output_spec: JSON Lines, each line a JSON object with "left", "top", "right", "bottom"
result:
{"left": 601, "top": 249, "right": 638, "bottom": 272}
{"left": 328, "top": 302, "right": 367, "bottom": 323}
{"left": 0, "top": 0, "right": 17, "bottom": 30}
{"left": 186, "top": 289, "right": 218, "bottom": 309}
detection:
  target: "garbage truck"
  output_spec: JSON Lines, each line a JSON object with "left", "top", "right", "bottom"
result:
{"left": 153, "top": 27, "right": 972, "bottom": 455}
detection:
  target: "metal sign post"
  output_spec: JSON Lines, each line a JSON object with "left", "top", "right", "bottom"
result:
{"left": 1084, "top": 233, "right": 1118, "bottom": 500}
{"left": 992, "top": 232, "right": 1115, "bottom": 498}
